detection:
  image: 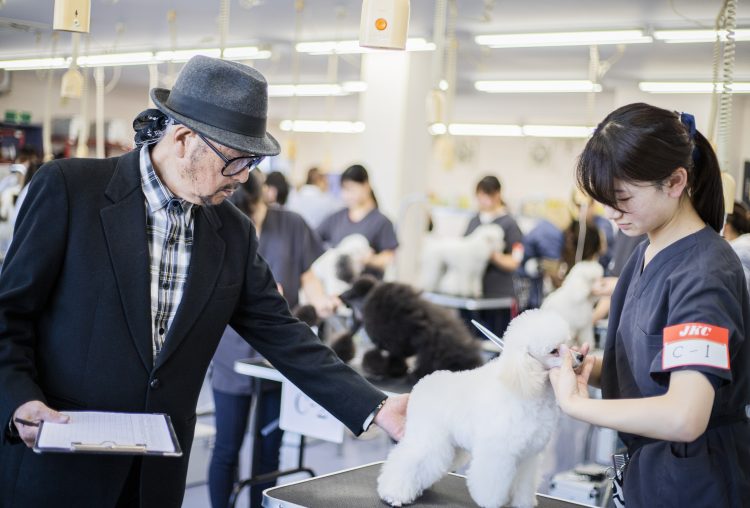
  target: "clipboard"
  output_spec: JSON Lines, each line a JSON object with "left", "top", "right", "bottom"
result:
{"left": 32, "top": 411, "right": 183, "bottom": 457}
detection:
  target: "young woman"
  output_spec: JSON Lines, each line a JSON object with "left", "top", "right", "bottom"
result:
{"left": 724, "top": 201, "right": 750, "bottom": 293}
{"left": 317, "top": 164, "right": 398, "bottom": 274}
{"left": 209, "top": 170, "right": 335, "bottom": 508}
{"left": 550, "top": 103, "right": 750, "bottom": 507}
{"left": 463, "top": 176, "right": 523, "bottom": 336}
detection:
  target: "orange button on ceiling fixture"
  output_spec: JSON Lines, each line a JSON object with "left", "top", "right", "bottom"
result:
{"left": 375, "top": 18, "right": 388, "bottom": 31}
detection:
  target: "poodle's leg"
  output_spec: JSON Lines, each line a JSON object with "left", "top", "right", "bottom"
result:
{"left": 578, "top": 321, "right": 595, "bottom": 347}
{"left": 378, "top": 435, "right": 455, "bottom": 506}
{"left": 508, "top": 453, "right": 541, "bottom": 508}
{"left": 466, "top": 448, "right": 518, "bottom": 508}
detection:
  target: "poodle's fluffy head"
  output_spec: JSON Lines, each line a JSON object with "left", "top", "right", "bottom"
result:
{"left": 498, "top": 309, "right": 582, "bottom": 397}
{"left": 564, "top": 260, "right": 604, "bottom": 288}
{"left": 339, "top": 275, "right": 379, "bottom": 321}
{"left": 333, "top": 234, "right": 373, "bottom": 284}
{"left": 469, "top": 223, "right": 505, "bottom": 252}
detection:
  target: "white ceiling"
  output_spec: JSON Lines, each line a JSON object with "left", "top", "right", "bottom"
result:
{"left": 0, "top": 0, "right": 748, "bottom": 95}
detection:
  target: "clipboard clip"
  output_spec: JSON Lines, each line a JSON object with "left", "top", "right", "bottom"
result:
{"left": 71, "top": 441, "right": 148, "bottom": 454}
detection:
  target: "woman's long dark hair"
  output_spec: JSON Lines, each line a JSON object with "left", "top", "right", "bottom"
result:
{"left": 229, "top": 169, "right": 264, "bottom": 218}
{"left": 577, "top": 102, "right": 724, "bottom": 232}
{"left": 341, "top": 164, "right": 378, "bottom": 208}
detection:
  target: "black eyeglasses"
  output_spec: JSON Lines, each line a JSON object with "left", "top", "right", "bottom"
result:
{"left": 198, "top": 133, "right": 265, "bottom": 177}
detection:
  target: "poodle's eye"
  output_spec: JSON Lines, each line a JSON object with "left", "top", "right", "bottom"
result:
{"left": 549, "top": 348, "right": 559, "bottom": 356}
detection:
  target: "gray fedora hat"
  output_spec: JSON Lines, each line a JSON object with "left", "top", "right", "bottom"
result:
{"left": 151, "top": 55, "right": 280, "bottom": 156}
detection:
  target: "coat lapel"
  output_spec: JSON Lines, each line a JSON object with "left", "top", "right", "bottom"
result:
{"left": 155, "top": 206, "right": 225, "bottom": 369}
{"left": 100, "top": 150, "right": 153, "bottom": 373}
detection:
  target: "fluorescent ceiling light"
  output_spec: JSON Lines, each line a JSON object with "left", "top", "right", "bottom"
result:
{"left": 78, "top": 52, "right": 155, "bottom": 67}
{"left": 295, "top": 38, "right": 435, "bottom": 55}
{"left": 448, "top": 123, "right": 523, "bottom": 137}
{"left": 269, "top": 81, "right": 367, "bottom": 97}
{"left": 475, "top": 80, "right": 602, "bottom": 93}
{"left": 221, "top": 46, "right": 272, "bottom": 60}
{"left": 0, "top": 57, "right": 70, "bottom": 70}
{"left": 522, "top": 125, "right": 594, "bottom": 138}
{"left": 639, "top": 81, "right": 750, "bottom": 93}
{"left": 428, "top": 123, "right": 447, "bottom": 135}
{"left": 475, "top": 30, "right": 652, "bottom": 48}
{"left": 279, "top": 120, "right": 366, "bottom": 134}
{"left": 429, "top": 123, "right": 593, "bottom": 138}
{"left": 653, "top": 28, "right": 750, "bottom": 44}
{"left": 154, "top": 47, "right": 271, "bottom": 63}
{"left": 0, "top": 46, "right": 271, "bottom": 70}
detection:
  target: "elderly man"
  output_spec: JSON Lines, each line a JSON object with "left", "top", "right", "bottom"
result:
{"left": 0, "top": 55, "right": 406, "bottom": 508}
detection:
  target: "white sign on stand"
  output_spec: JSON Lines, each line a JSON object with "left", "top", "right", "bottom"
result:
{"left": 279, "top": 382, "right": 345, "bottom": 444}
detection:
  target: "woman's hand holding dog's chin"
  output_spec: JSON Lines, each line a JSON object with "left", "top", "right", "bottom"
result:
{"left": 374, "top": 393, "right": 410, "bottom": 441}
{"left": 549, "top": 345, "right": 595, "bottom": 414}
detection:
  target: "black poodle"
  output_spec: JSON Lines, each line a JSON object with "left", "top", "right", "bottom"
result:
{"left": 340, "top": 276, "right": 483, "bottom": 381}
{"left": 291, "top": 304, "right": 356, "bottom": 363}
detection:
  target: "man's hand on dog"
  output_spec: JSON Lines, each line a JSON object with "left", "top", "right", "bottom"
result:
{"left": 549, "top": 345, "right": 596, "bottom": 413}
{"left": 375, "top": 394, "right": 409, "bottom": 441}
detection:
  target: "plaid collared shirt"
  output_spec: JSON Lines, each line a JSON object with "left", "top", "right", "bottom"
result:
{"left": 139, "top": 146, "right": 195, "bottom": 364}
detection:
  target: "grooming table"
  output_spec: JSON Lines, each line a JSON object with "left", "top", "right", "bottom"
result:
{"left": 262, "top": 462, "right": 598, "bottom": 508}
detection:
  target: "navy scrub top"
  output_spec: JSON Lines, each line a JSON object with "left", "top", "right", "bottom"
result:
{"left": 316, "top": 208, "right": 399, "bottom": 253}
{"left": 211, "top": 207, "right": 325, "bottom": 395}
{"left": 602, "top": 227, "right": 750, "bottom": 507}
{"left": 465, "top": 213, "right": 524, "bottom": 298}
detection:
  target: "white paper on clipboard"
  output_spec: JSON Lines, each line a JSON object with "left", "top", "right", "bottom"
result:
{"left": 34, "top": 411, "right": 182, "bottom": 456}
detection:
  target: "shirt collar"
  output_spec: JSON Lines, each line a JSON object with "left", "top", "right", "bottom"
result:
{"left": 139, "top": 145, "right": 195, "bottom": 220}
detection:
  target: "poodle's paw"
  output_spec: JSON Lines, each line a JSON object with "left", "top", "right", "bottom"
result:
{"left": 468, "top": 488, "right": 507, "bottom": 508}
{"left": 377, "top": 471, "right": 422, "bottom": 507}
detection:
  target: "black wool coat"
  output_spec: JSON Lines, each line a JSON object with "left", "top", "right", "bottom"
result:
{"left": 0, "top": 149, "right": 384, "bottom": 507}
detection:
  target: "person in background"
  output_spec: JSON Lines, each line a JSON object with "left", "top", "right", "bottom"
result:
{"left": 723, "top": 201, "right": 750, "bottom": 293}
{"left": 287, "top": 166, "right": 342, "bottom": 229}
{"left": 210, "top": 170, "right": 335, "bottom": 508}
{"left": 518, "top": 202, "right": 569, "bottom": 309}
{"left": 590, "top": 229, "right": 648, "bottom": 323}
{"left": 9, "top": 146, "right": 42, "bottom": 229}
{"left": 317, "top": 164, "right": 398, "bottom": 276}
{"left": 264, "top": 170, "right": 290, "bottom": 207}
{"left": 571, "top": 189, "right": 616, "bottom": 272}
{"left": 550, "top": 103, "right": 750, "bottom": 506}
{"left": 462, "top": 175, "right": 524, "bottom": 337}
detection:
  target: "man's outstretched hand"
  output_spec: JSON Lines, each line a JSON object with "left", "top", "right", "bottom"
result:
{"left": 374, "top": 394, "right": 409, "bottom": 441}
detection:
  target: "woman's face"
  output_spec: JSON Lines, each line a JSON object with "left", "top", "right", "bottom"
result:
{"left": 341, "top": 180, "right": 370, "bottom": 208}
{"left": 476, "top": 191, "right": 500, "bottom": 212}
{"left": 604, "top": 179, "right": 677, "bottom": 237}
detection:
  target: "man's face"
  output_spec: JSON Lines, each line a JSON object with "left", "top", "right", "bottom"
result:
{"left": 180, "top": 133, "right": 251, "bottom": 206}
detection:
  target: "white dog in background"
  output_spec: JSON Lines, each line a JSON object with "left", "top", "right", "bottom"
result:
{"left": 541, "top": 260, "right": 603, "bottom": 346}
{"left": 420, "top": 224, "right": 504, "bottom": 297}
{"left": 310, "top": 234, "right": 373, "bottom": 296}
{"left": 377, "top": 309, "right": 582, "bottom": 508}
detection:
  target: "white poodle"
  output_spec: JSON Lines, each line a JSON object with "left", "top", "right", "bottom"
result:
{"left": 540, "top": 260, "right": 603, "bottom": 346}
{"left": 377, "top": 309, "right": 582, "bottom": 508}
{"left": 420, "top": 224, "right": 504, "bottom": 297}
{"left": 309, "top": 234, "right": 374, "bottom": 296}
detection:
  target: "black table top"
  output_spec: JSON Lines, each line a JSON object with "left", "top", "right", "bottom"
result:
{"left": 262, "top": 462, "right": 597, "bottom": 508}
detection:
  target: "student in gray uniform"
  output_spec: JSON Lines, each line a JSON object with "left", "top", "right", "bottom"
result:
{"left": 209, "top": 171, "right": 335, "bottom": 508}
{"left": 462, "top": 176, "right": 524, "bottom": 337}
{"left": 551, "top": 103, "right": 750, "bottom": 507}
{"left": 317, "top": 164, "right": 399, "bottom": 276}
